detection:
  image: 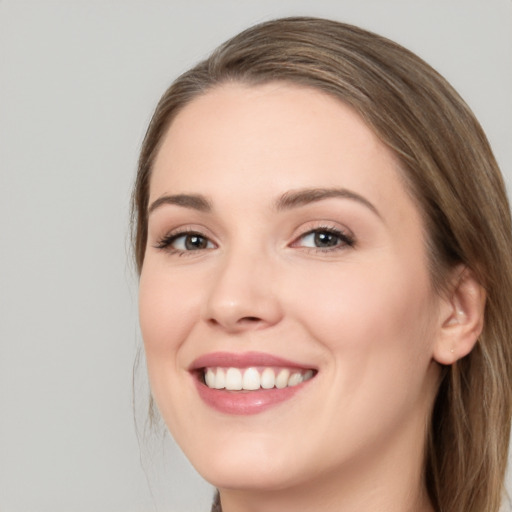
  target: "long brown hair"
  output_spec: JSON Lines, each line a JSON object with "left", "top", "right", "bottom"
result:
{"left": 132, "top": 17, "right": 512, "bottom": 512}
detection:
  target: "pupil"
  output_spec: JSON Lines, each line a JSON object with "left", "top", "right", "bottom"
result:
{"left": 185, "top": 235, "right": 207, "bottom": 250}
{"left": 314, "top": 231, "right": 338, "bottom": 247}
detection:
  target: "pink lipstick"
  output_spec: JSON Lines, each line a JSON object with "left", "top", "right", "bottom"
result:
{"left": 190, "top": 351, "right": 316, "bottom": 415}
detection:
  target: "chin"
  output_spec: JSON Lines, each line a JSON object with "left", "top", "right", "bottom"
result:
{"left": 184, "top": 435, "right": 307, "bottom": 492}
{"left": 200, "top": 460, "right": 303, "bottom": 492}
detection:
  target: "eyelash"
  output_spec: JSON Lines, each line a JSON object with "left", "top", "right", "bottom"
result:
{"left": 293, "top": 226, "right": 355, "bottom": 252}
{"left": 154, "top": 226, "right": 355, "bottom": 255}
{"left": 154, "top": 230, "right": 215, "bottom": 255}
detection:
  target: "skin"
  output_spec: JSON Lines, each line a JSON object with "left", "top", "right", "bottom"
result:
{"left": 139, "top": 83, "right": 482, "bottom": 512}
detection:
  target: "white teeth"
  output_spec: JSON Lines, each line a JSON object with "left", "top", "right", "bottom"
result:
{"left": 288, "top": 372, "right": 303, "bottom": 387}
{"left": 205, "top": 368, "right": 215, "bottom": 388}
{"left": 214, "top": 368, "right": 226, "bottom": 389}
{"left": 260, "top": 367, "right": 275, "bottom": 389}
{"left": 242, "top": 367, "right": 260, "bottom": 390}
{"left": 275, "top": 369, "right": 290, "bottom": 389}
{"left": 204, "top": 367, "right": 315, "bottom": 390}
{"left": 225, "top": 368, "right": 242, "bottom": 390}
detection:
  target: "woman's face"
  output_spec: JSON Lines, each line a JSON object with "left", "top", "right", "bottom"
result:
{"left": 139, "top": 83, "right": 443, "bottom": 493}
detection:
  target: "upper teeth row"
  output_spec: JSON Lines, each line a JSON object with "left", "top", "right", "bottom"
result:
{"left": 204, "top": 367, "right": 314, "bottom": 391}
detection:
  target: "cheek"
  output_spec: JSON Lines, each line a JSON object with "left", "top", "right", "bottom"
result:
{"left": 286, "top": 261, "right": 438, "bottom": 445}
{"left": 140, "top": 261, "right": 195, "bottom": 342}
{"left": 138, "top": 264, "right": 199, "bottom": 382}
{"left": 286, "top": 257, "right": 437, "bottom": 370}
{"left": 138, "top": 264, "right": 204, "bottom": 433}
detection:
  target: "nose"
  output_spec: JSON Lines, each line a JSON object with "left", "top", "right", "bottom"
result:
{"left": 201, "top": 249, "right": 283, "bottom": 333}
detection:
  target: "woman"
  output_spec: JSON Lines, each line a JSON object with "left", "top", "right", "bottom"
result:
{"left": 132, "top": 17, "right": 512, "bottom": 512}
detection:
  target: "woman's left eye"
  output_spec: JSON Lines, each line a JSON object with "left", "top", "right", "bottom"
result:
{"left": 294, "top": 228, "right": 354, "bottom": 250}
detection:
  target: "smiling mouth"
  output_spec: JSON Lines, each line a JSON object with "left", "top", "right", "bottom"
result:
{"left": 202, "top": 367, "right": 316, "bottom": 391}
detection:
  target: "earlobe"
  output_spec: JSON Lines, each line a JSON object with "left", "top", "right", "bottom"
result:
{"left": 433, "top": 267, "right": 486, "bottom": 365}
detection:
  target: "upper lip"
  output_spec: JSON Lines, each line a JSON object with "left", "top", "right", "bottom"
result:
{"left": 189, "top": 351, "right": 316, "bottom": 371}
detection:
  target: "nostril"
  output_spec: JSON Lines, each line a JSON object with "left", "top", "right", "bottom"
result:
{"left": 240, "top": 316, "right": 261, "bottom": 323}
{"left": 207, "top": 316, "right": 260, "bottom": 324}
{"left": 206, "top": 316, "right": 262, "bottom": 331}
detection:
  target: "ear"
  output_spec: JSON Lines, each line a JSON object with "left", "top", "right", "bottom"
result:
{"left": 433, "top": 266, "right": 486, "bottom": 365}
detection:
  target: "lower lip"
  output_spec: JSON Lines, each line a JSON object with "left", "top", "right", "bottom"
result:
{"left": 194, "top": 377, "right": 310, "bottom": 415}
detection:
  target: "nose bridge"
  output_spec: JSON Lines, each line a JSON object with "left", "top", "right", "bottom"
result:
{"left": 202, "top": 241, "right": 281, "bottom": 331}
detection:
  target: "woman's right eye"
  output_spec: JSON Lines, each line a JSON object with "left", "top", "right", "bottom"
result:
{"left": 155, "top": 232, "right": 215, "bottom": 253}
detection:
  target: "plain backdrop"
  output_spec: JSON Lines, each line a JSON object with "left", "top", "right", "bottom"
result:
{"left": 1, "top": 1, "right": 511, "bottom": 511}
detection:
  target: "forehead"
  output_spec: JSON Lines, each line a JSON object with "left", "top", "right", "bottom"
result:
{"left": 150, "top": 82, "right": 415, "bottom": 223}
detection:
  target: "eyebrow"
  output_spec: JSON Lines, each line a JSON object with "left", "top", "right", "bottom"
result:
{"left": 275, "top": 187, "right": 381, "bottom": 218}
{"left": 148, "top": 187, "right": 381, "bottom": 219}
{"left": 148, "top": 194, "right": 212, "bottom": 215}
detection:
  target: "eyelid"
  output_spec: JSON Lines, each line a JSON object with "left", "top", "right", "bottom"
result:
{"left": 153, "top": 225, "right": 218, "bottom": 252}
{"left": 289, "top": 222, "right": 355, "bottom": 251}
{"left": 151, "top": 221, "right": 355, "bottom": 255}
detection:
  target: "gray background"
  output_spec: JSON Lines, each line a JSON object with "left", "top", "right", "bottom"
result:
{"left": 1, "top": 1, "right": 511, "bottom": 511}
